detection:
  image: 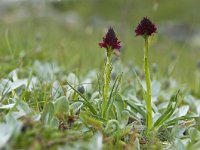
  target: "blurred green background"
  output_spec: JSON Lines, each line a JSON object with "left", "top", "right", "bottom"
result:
{"left": 0, "top": 0, "right": 200, "bottom": 88}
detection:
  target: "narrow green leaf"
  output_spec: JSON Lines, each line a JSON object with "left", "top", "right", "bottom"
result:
{"left": 165, "top": 115, "right": 197, "bottom": 127}
{"left": 124, "top": 100, "right": 146, "bottom": 118}
{"left": 125, "top": 109, "right": 141, "bottom": 122}
{"left": 153, "top": 90, "right": 180, "bottom": 129}
{"left": 104, "top": 74, "right": 122, "bottom": 118}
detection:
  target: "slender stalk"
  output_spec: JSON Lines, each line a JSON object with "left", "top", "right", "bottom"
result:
{"left": 144, "top": 37, "right": 153, "bottom": 130}
{"left": 102, "top": 48, "right": 112, "bottom": 117}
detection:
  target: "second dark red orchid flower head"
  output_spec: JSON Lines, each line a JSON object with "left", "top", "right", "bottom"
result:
{"left": 135, "top": 17, "right": 157, "bottom": 37}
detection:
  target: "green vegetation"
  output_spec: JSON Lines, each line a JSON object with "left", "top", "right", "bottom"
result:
{"left": 0, "top": 0, "right": 200, "bottom": 149}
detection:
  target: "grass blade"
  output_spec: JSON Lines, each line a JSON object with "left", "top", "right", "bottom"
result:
{"left": 153, "top": 90, "right": 180, "bottom": 129}
{"left": 124, "top": 100, "right": 146, "bottom": 119}
{"left": 66, "top": 81, "right": 97, "bottom": 115}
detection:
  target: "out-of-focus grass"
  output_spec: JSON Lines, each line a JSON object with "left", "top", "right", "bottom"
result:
{"left": 0, "top": 0, "right": 199, "bottom": 89}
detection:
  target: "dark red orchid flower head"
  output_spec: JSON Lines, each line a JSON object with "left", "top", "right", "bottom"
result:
{"left": 99, "top": 27, "right": 121, "bottom": 51}
{"left": 135, "top": 17, "right": 157, "bottom": 37}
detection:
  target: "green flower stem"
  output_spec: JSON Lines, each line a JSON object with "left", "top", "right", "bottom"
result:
{"left": 144, "top": 37, "right": 153, "bottom": 130}
{"left": 102, "top": 48, "right": 112, "bottom": 117}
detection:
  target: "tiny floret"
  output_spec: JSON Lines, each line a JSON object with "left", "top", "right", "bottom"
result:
{"left": 135, "top": 17, "right": 157, "bottom": 37}
{"left": 99, "top": 27, "right": 121, "bottom": 50}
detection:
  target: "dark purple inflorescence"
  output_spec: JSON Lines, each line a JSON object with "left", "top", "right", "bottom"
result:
{"left": 99, "top": 27, "right": 121, "bottom": 51}
{"left": 135, "top": 17, "right": 157, "bottom": 37}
